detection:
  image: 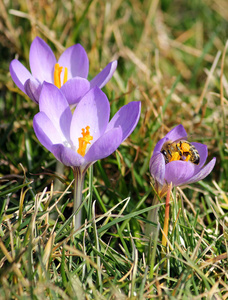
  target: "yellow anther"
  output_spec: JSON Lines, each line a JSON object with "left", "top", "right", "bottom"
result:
{"left": 54, "top": 63, "right": 62, "bottom": 88}
{"left": 54, "top": 63, "right": 68, "bottom": 88}
{"left": 77, "top": 126, "right": 93, "bottom": 157}
{"left": 63, "top": 67, "right": 68, "bottom": 85}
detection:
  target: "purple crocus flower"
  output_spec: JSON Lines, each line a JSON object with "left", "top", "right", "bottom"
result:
{"left": 9, "top": 36, "right": 117, "bottom": 105}
{"left": 150, "top": 124, "right": 216, "bottom": 195}
{"left": 33, "top": 82, "right": 140, "bottom": 171}
{"left": 33, "top": 82, "right": 140, "bottom": 229}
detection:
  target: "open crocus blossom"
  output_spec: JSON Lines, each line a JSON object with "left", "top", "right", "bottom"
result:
{"left": 33, "top": 82, "right": 140, "bottom": 171}
{"left": 33, "top": 82, "right": 140, "bottom": 229}
{"left": 149, "top": 124, "right": 216, "bottom": 196}
{"left": 10, "top": 36, "right": 117, "bottom": 105}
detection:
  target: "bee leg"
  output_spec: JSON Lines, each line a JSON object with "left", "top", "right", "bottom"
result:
{"left": 170, "top": 152, "right": 180, "bottom": 162}
{"left": 184, "top": 155, "right": 191, "bottom": 162}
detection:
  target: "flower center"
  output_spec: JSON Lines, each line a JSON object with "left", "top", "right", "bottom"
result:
{"left": 77, "top": 126, "right": 93, "bottom": 157}
{"left": 54, "top": 63, "right": 68, "bottom": 88}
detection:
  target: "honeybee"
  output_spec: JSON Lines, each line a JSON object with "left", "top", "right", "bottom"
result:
{"left": 160, "top": 140, "right": 200, "bottom": 165}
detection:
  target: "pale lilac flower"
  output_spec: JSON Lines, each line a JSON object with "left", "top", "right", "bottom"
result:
{"left": 150, "top": 125, "right": 216, "bottom": 192}
{"left": 10, "top": 37, "right": 117, "bottom": 105}
{"left": 33, "top": 82, "right": 141, "bottom": 173}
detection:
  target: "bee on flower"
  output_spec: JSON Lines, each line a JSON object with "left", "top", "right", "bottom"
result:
{"left": 149, "top": 124, "right": 216, "bottom": 197}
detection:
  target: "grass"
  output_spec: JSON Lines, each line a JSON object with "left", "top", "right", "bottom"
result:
{"left": 0, "top": 0, "right": 228, "bottom": 298}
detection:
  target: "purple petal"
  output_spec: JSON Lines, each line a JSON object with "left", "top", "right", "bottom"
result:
{"left": 85, "top": 127, "right": 122, "bottom": 162}
{"left": 184, "top": 158, "right": 216, "bottom": 185}
{"left": 39, "top": 82, "right": 72, "bottom": 142}
{"left": 149, "top": 152, "right": 166, "bottom": 185}
{"left": 153, "top": 137, "right": 168, "bottom": 154}
{"left": 33, "top": 112, "right": 63, "bottom": 152}
{"left": 154, "top": 124, "right": 187, "bottom": 153}
{"left": 191, "top": 142, "right": 207, "bottom": 168}
{"left": 90, "top": 60, "right": 118, "bottom": 89}
{"left": 164, "top": 160, "right": 196, "bottom": 186}
{"left": 29, "top": 37, "right": 56, "bottom": 82}
{"left": 58, "top": 44, "right": 89, "bottom": 79}
{"left": 24, "top": 78, "right": 42, "bottom": 103}
{"left": 51, "top": 144, "right": 85, "bottom": 167}
{"left": 60, "top": 77, "right": 90, "bottom": 105}
{"left": 9, "top": 59, "right": 33, "bottom": 93}
{"left": 70, "top": 87, "right": 110, "bottom": 146}
{"left": 106, "top": 101, "right": 141, "bottom": 142}
{"left": 167, "top": 124, "right": 187, "bottom": 141}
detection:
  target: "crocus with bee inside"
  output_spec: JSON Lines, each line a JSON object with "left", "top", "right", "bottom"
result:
{"left": 150, "top": 124, "right": 216, "bottom": 195}
{"left": 146, "top": 124, "right": 216, "bottom": 243}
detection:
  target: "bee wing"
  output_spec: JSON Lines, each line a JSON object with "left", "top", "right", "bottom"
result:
{"left": 172, "top": 136, "right": 188, "bottom": 143}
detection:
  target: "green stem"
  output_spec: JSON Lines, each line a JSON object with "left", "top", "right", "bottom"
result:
{"left": 87, "top": 165, "right": 93, "bottom": 222}
{"left": 54, "top": 160, "right": 65, "bottom": 191}
{"left": 73, "top": 167, "right": 85, "bottom": 231}
{"left": 145, "top": 196, "right": 159, "bottom": 238}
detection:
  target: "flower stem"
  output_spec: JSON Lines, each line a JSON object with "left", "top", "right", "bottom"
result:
{"left": 145, "top": 196, "right": 159, "bottom": 238}
{"left": 73, "top": 167, "right": 84, "bottom": 231}
{"left": 162, "top": 183, "right": 172, "bottom": 248}
{"left": 54, "top": 160, "right": 65, "bottom": 191}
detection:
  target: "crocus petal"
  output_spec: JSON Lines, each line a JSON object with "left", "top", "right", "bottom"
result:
{"left": 9, "top": 59, "right": 33, "bottom": 93}
{"left": 58, "top": 44, "right": 89, "bottom": 79}
{"left": 24, "top": 78, "right": 42, "bottom": 103}
{"left": 70, "top": 87, "right": 110, "bottom": 146}
{"left": 51, "top": 144, "right": 85, "bottom": 167}
{"left": 166, "top": 124, "right": 187, "bottom": 141}
{"left": 33, "top": 112, "right": 63, "bottom": 152}
{"left": 29, "top": 37, "right": 56, "bottom": 82}
{"left": 184, "top": 158, "right": 216, "bottom": 185}
{"left": 105, "top": 101, "right": 141, "bottom": 142}
{"left": 191, "top": 142, "right": 207, "bottom": 168}
{"left": 85, "top": 127, "right": 122, "bottom": 162}
{"left": 90, "top": 60, "right": 118, "bottom": 89}
{"left": 152, "top": 137, "right": 167, "bottom": 154}
{"left": 39, "top": 82, "right": 72, "bottom": 142}
{"left": 149, "top": 152, "right": 166, "bottom": 185}
{"left": 164, "top": 160, "right": 196, "bottom": 186}
{"left": 154, "top": 124, "right": 187, "bottom": 153}
{"left": 60, "top": 77, "right": 90, "bottom": 105}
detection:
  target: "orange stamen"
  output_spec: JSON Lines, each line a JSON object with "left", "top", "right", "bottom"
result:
{"left": 63, "top": 67, "right": 68, "bottom": 85}
{"left": 54, "top": 63, "right": 68, "bottom": 88}
{"left": 54, "top": 63, "right": 62, "bottom": 88}
{"left": 77, "top": 126, "right": 93, "bottom": 157}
